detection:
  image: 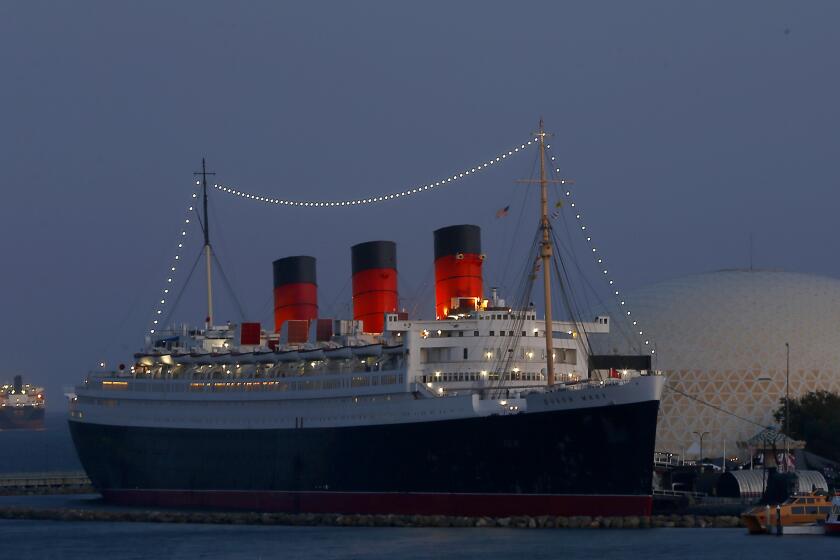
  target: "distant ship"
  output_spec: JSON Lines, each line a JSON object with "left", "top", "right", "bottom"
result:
{"left": 69, "top": 123, "right": 663, "bottom": 517}
{"left": 1, "top": 375, "right": 45, "bottom": 430}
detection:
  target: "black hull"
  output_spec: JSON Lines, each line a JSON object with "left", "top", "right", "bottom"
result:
{"left": 69, "top": 400, "right": 659, "bottom": 516}
{"left": 0, "top": 407, "right": 45, "bottom": 430}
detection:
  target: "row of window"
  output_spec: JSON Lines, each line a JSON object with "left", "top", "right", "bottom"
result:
{"left": 132, "top": 356, "right": 406, "bottom": 379}
{"left": 100, "top": 374, "right": 405, "bottom": 394}
{"left": 420, "top": 371, "right": 545, "bottom": 383}
{"left": 421, "top": 346, "right": 577, "bottom": 365}
{"left": 430, "top": 330, "right": 543, "bottom": 338}
{"left": 543, "top": 391, "right": 609, "bottom": 406}
{"left": 791, "top": 506, "right": 831, "bottom": 514}
{"left": 80, "top": 394, "right": 399, "bottom": 407}
{"left": 478, "top": 313, "right": 537, "bottom": 321}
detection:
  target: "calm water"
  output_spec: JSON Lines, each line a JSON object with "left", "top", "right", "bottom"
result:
{"left": 0, "top": 412, "right": 81, "bottom": 473}
{"left": 1, "top": 522, "right": 838, "bottom": 560}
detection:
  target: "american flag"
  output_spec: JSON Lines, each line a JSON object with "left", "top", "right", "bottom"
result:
{"left": 495, "top": 205, "right": 510, "bottom": 218}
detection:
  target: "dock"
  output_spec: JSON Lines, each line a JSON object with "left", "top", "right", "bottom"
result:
{"left": 0, "top": 471, "right": 93, "bottom": 494}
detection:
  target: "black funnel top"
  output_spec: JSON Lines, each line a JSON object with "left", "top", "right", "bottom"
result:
{"left": 352, "top": 241, "right": 397, "bottom": 274}
{"left": 273, "top": 256, "right": 317, "bottom": 287}
{"left": 434, "top": 225, "right": 481, "bottom": 259}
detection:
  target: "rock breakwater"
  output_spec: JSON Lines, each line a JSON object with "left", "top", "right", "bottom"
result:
{"left": 0, "top": 508, "right": 744, "bottom": 528}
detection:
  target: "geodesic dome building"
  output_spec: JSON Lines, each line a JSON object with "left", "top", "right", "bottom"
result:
{"left": 602, "top": 270, "right": 840, "bottom": 459}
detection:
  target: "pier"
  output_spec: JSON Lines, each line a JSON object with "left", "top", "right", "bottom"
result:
{"left": 0, "top": 471, "right": 93, "bottom": 494}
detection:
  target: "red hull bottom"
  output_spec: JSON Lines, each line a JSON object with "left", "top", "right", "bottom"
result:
{"left": 102, "top": 489, "right": 652, "bottom": 517}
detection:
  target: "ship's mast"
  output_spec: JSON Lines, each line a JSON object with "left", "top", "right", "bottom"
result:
{"left": 536, "top": 121, "right": 556, "bottom": 386}
{"left": 517, "top": 119, "right": 566, "bottom": 387}
{"left": 194, "top": 159, "right": 216, "bottom": 328}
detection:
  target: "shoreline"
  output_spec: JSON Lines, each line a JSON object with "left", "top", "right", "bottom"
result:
{"left": 0, "top": 507, "right": 744, "bottom": 528}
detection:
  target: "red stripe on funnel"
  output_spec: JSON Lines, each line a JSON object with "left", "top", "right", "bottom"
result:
{"left": 434, "top": 254, "right": 483, "bottom": 319}
{"left": 352, "top": 268, "right": 398, "bottom": 333}
{"left": 274, "top": 283, "right": 318, "bottom": 333}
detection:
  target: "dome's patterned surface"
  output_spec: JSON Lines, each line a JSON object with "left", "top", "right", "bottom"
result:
{"left": 602, "top": 270, "right": 840, "bottom": 459}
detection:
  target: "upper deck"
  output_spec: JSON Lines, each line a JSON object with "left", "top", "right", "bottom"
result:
{"left": 85, "top": 307, "right": 612, "bottom": 400}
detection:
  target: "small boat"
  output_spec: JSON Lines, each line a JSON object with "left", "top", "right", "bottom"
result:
{"left": 826, "top": 497, "right": 840, "bottom": 536}
{"left": 780, "top": 524, "right": 825, "bottom": 536}
{"left": 742, "top": 492, "right": 833, "bottom": 534}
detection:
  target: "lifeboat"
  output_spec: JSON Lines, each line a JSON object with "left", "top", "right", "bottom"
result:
{"left": 274, "top": 350, "right": 301, "bottom": 362}
{"left": 252, "top": 350, "right": 276, "bottom": 364}
{"left": 182, "top": 350, "right": 210, "bottom": 365}
{"left": 298, "top": 348, "right": 326, "bottom": 361}
{"left": 208, "top": 351, "right": 232, "bottom": 366}
{"left": 324, "top": 346, "right": 353, "bottom": 360}
{"left": 133, "top": 353, "right": 157, "bottom": 367}
{"left": 352, "top": 344, "right": 382, "bottom": 358}
{"left": 171, "top": 352, "right": 190, "bottom": 364}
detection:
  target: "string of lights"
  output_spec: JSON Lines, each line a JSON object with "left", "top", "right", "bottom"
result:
{"left": 212, "top": 138, "right": 537, "bottom": 207}
{"left": 149, "top": 185, "right": 200, "bottom": 335}
{"left": 544, "top": 144, "right": 656, "bottom": 358}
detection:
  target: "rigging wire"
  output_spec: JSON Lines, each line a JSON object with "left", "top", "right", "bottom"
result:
{"left": 408, "top": 263, "right": 436, "bottom": 320}
{"left": 255, "top": 292, "right": 276, "bottom": 329}
{"left": 554, "top": 180, "right": 641, "bottom": 352}
{"left": 324, "top": 275, "right": 352, "bottom": 320}
{"left": 489, "top": 228, "right": 541, "bottom": 398}
{"left": 493, "top": 148, "right": 538, "bottom": 291}
{"left": 206, "top": 192, "right": 249, "bottom": 321}
{"left": 552, "top": 237, "right": 639, "bottom": 352}
{"left": 550, "top": 227, "right": 593, "bottom": 362}
{"left": 550, "top": 237, "right": 586, "bottom": 345}
{"left": 664, "top": 384, "right": 770, "bottom": 430}
{"left": 161, "top": 249, "right": 205, "bottom": 330}
{"left": 542, "top": 143, "right": 655, "bottom": 360}
{"left": 550, "top": 181, "right": 638, "bottom": 352}
{"left": 211, "top": 250, "right": 248, "bottom": 321}
{"left": 96, "top": 273, "right": 157, "bottom": 364}
{"left": 148, "top": 188, "right": 200, "bottom": 334}
{"left": 550, "top": 182, "right": 597, "bottom": 326}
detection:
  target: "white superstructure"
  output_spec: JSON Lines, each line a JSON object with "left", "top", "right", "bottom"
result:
{"left": 70, "top": 307, "right": 663, "bottom": 431}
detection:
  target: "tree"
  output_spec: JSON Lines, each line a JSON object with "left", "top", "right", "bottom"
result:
{"left": 774, "top": 390, "right": 840, "bottom": 463}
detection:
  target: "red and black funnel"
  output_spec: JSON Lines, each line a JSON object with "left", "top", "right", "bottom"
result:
{"left": 273, "top": 256, "right": 318, "bottom": 333}
{"left": 433, "top": 225, "right": 483, "bottom": 319}
{"left": 352, "top": 240, "right": 398, "bottom": 333}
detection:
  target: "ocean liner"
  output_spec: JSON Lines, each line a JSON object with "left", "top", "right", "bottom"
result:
{"left": 1, "top": 375, "right": 45, "bottom": 430}
{"left": 69, "top": 123, "right": 663, "bottom": 517}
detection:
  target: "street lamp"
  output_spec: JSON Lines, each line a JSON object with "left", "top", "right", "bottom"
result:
{"left": 693, "top": 430, "right": 710, "bottom": 469}
{"left": 785, "top": 342, "right": 790, "bottom": 437}
{"left": 784, "top": 342, "right": 790, "bottom": 458}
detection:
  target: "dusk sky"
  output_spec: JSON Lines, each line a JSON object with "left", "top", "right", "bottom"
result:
{"left": 1, "top": 2, "right": 838, "bottom": 399}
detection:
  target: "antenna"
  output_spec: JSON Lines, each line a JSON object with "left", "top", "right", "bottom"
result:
{"left": 749, "top": 233, "right": 754, "bottom": 271}
{"left": 194, "top": 158, "right": 216, "bottom": 327}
